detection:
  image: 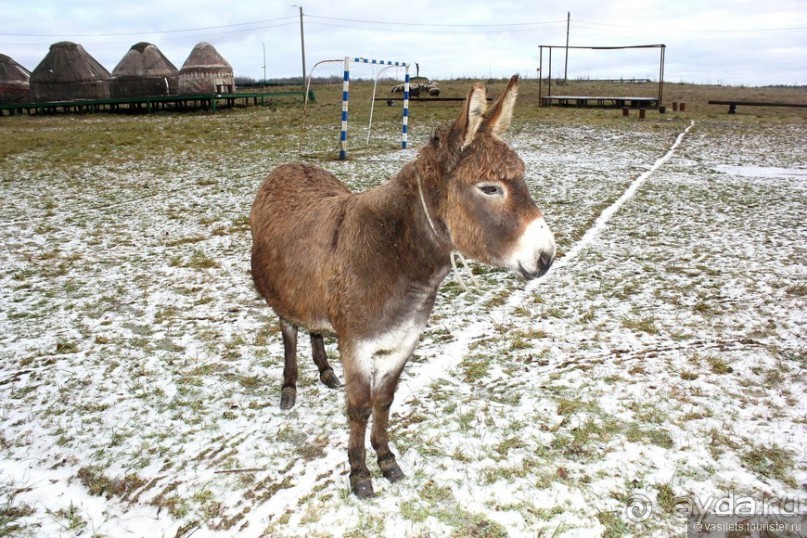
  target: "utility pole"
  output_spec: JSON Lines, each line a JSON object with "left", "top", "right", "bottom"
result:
{"left": 564, "top": 11, "right": 570, "bottom": 83}
{"left": 293, "top": 5, "right": 307, "bottom": 89}
{"left": 262, "top": 42, "right": 266, "bottom": 86}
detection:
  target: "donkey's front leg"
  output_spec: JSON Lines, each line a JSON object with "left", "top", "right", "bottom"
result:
{"left": 279, "top": 319, "right": 298, "bottom": 410}
{"left": 371, "top": 366, "right": 406, "bottom": 483}
{"left": 343, "top": 348, "right": 374, "bottom": 498}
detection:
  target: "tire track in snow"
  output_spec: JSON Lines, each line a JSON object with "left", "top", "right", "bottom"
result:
{"left": 512, "top": 120, "right": 696, "bottom": 304}
{"left": 403, "top": 120, "right": 696, "bottom": 391}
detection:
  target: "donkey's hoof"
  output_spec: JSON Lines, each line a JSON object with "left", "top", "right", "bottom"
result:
{"left": 320, "top": 368, "right": 342, "bottom": 389}
{"left": 380, "top": 460, "right": 406, "bottom": 483}
{"left": 280, "top": 387, "right": 297, "bottom": 410}
{"left": 350, "top": 476, "right": 375, "bottom": 499}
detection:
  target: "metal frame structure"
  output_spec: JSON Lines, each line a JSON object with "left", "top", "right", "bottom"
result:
{"left": 538, "top": 44, "right": 666, "bottom": 108}
{"left": 340, "top": 57, "right": 410, "bottom": 160}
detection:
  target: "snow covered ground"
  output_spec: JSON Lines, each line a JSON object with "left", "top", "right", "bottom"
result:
{"left": 1, "top": 113, "right": 805, "bottom": 537}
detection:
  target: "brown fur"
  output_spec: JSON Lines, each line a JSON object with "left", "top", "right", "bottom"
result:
{"left": 250, "top": 75, "right": 554, "bottom": 497}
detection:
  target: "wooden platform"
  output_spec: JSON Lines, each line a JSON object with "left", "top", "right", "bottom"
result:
{"left": 541, "top": 95, "right": 660, "bottom": 109}
{"left": 708, "top": 100, "right": 807, "bottom": 114}
{"left": 0, "top": 90, "right": 314, "bottom": 117}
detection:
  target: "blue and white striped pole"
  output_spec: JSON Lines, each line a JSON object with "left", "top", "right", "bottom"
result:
{"left": 402, "top": 67, "right": 410, "bottom": 150}
{"left": 339, "top": 56, "right": 350, "bottom": 160}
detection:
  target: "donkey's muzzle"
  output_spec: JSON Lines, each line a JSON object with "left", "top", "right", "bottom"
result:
{"left": 518, "top": 249, "right": 554, "bottom": 280}
{"left": 511, "top": 217, "right": 556, "bottom": 280}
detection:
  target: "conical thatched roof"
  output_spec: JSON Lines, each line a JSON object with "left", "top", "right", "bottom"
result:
{"left": 0, "top": 53, "right": 31, "bottom": 103}
{"left": 111, "top": 42, "right": 178, "bottom": 97}
{"left": 30, "top": 42, "right": 110, "bottom": 102}
{"left": 178, "top": 42, "right": 235, "bottom": 94}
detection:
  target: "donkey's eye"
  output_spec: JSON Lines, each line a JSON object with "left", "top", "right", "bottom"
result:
{"left": 477, "top": 184, "right": 504, "bottom": 197}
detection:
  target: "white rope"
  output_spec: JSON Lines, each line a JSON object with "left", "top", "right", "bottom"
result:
{"left": 450, "top": 251, "right": 481, "bottom": 290}
{"left": 415, "top": 171, "right": 439, "bottom": 236}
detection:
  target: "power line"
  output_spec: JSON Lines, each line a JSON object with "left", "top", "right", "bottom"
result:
{"left": 307, "top": 21, "right": 562, "bottom": 35}
{"left": 306, "top": 14, "right": 565, "bottom": 29}
{"left": 0, "top": 16, "right": 297, "bottom": 38}
{"left": 572, "top": 17, "right": 807, "bottom": 34}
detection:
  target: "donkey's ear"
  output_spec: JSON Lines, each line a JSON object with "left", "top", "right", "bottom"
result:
{"left": 482, "top": 74, "right": 519, "bottom": 140}
{"left": 455, "top": 83, "right": 488, "bottom": 150}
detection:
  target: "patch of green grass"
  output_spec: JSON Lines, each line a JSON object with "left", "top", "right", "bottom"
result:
{"left": 0, "top": 489, "right": 35, "bottom": 536}
{"left": 450, "top": 514, "right": 508, "bottom": 538}
{"left": 165, "top": 234, "right": 207, "bottom": 247}
{"left": 49, "top": 501, "right": 85, "bottom": 532}
{"left": 706, "top": 356, "right": 733, "bottom": 375}
{"left": 484, "top": 290, "right": 509, "bottom": 308}
{"left": 460, "top": 354, "right": 490, "bottom": 383}
{"left": 400, "top": 499, "right": 429, "bottom": 523}
{"left": 186, "top": 250, "right": 220, "bottom": 270}
{"left": 556, "top": 398, "right": 591, "bottom": 416}
{"left": 411, "top": 481, "right": 508, "bottom": 538}
{"left": 655, "top": 483, "right": 677, "bottom": 514}
{"left": 550, "top": 415, "right": 620, "bottom": 460}
{"left": 403, "top": 480, "right": 503, "bottom": 535}
{"left": 741, "top": 444, "right": 796, "bottom": 486}
{"left": 705, "top": 427, "right": 741, "bottom": 459}
{"left": 425, "top": 327, "right": 455, "bottom": 343}
{"left": 598, "top": 510, "right": 629, "bottom": 538}
{"left": 543, "top": 306, "right": 568, "bottom": 319}
{"left": 77, "top": 466, "right": 148, "bottom": 501}
{"left": 621, "top": 316, "right": 659, "bottom": 334}
{"left": 493, "top": 436, "right": 529, "bottom": 459}
{"left": 785, "top": 283, "right": 807, "bottom": 297}
{"left": 55, "top": 340, "right": 79, "bottom": 354}
{"left": 237, "top": 374, "right": 262, "bottom": 390}
{"left": 625, "top": 423, "right": 674, "bottom": 449}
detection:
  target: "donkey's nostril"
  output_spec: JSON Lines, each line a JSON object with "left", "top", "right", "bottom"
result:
{"left": 540, "top": 251, "right": 554, "bottom": 271}
{"left": 533, "top": 250, "right": 554, "bottom": 278}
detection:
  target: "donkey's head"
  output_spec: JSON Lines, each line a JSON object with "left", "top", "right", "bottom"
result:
{"left": 423, "top": 75, "right": 555, "bottom": 280}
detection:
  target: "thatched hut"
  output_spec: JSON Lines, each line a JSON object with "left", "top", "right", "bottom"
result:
{"left": 0, "top": 53, "right": 30, "bottom": 104}
{"left": 178, "top": 42, "right": 235, "bottom": 94}
{"left": 111, "top": 42, "right": 179, "bottom": 98}
{"left": 30, "top": 42, "right": 110, "bottom": 102}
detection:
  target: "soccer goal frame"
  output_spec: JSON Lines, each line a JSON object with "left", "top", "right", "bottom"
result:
{"left": 340, "top": 57, "right": 410, "bottom": 160}
{"left": 537, "top": 44, "right": 666, "bottom": 109}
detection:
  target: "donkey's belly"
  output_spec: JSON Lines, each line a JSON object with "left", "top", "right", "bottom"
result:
{"left": 253, "top": 230, "right": 339, "bottom": 334}
{"left": 250, "top": 163, "right": 351, "bottom": 333}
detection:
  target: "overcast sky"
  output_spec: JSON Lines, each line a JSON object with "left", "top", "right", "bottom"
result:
{"left": 2, "top": 0, "right": 805, "bottom": 86}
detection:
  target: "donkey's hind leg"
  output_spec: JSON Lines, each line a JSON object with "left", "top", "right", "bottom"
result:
{"left": 310, "top": 333, "right": 342, "bottom": 389}
{"left": 279, "top": 319, "right": 298, "bottom": 410}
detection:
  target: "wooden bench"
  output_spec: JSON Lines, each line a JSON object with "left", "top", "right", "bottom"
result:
{"left": 708, "top": 100, "right": 807, "bottom": 114}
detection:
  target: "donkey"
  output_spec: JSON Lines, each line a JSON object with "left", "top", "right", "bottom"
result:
{"left": 250, "top": 75, "right": 555, "bottom": 498}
